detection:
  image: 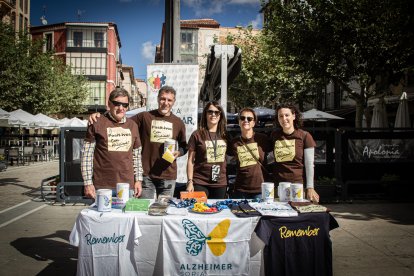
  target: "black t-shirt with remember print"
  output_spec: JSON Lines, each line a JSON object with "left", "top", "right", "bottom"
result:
{"left": 271, "top": 129, "right": 316, "bottom": 184}
{"left": 254, "top": 213, "right": 338, "bottom": 276}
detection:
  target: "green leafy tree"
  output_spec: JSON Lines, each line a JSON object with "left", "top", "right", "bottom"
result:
{"left": 262, "top": 0, "right": 414, "bottom": 127}
{"left": 0, "top": 22, "right": 88, "bottom": 116}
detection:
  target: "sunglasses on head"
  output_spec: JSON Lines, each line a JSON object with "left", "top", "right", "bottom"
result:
{"left": 207, "top": 110, "right": 221, "bottom": 116}
{"left": 111, "top": 100, "right": 129, "bottom": 108}
{"left": 239, "top": 116, "right": 254, "bottom": 122}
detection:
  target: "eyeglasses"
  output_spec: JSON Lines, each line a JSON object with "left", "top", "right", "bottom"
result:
{"left": 207, "top": 110, "right": 221, "bottom": 116}
{"left": 111, "top": 100, "right": 129, "bottom": 108}
{"left": 239, "top": 116, "right": 254, "bottom": 122}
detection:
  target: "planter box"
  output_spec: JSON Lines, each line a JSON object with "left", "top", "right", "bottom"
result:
{"left": 315, "top": 184, "right": 338, "bottom": 203}
{"left": 0, "top": 161, "right": 7, "bottom": 172}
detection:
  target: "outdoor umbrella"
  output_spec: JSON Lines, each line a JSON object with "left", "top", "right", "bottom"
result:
{"left": 126, "top": 106, "right": 146, "bottom": 118}
{"left": 370, "top": 99, "right": 389, "bottom": 128}
{"left": 34, "top": 113, "right": 62, "bottom": 129}
{"left": 61, "top": 117, "right": 88, "bottom": 127}
{"left": 394, "top": 92, "right": 411, "bottom": 128}
{"left": 302, "top": 108, "right": 344, "bottom": 121}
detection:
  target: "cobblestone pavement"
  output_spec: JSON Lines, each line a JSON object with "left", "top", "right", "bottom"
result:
{"left": 0, "top": 162, "right": 413, "bottom": 275}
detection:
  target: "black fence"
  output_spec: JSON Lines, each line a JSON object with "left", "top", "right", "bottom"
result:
{"left": 56, "top": 126, "right": 414, "bottom": 203}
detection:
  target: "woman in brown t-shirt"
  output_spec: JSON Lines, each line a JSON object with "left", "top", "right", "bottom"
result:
{"left": 186, "top": 102, "right": 228, "bottom": 199}
{"left": 271, "top": 103, "right": 320, "bottom": 202}
{"left": 230, "top": 108, "right": 272, "bottom": 199}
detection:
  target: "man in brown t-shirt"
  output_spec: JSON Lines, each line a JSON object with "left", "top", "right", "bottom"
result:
{"left": 88, "top": 86, "right": 187, "bottom": 200}
{"left": 130, "top": 86, "right": 187, "bottom": 199}
{"left": 81, "top": 88, "right": 143, "bottom": 199}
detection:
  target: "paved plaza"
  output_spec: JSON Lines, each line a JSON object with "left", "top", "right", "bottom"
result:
{"left": 0, "top": 161, "right": 413, "bottom": 275}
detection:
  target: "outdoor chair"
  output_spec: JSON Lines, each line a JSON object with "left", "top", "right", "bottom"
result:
{"left": 8, "top": 147, "right": 23, "bottom": 166}
{"left": 22, "top": 146, "right": 34, "bottom": 165}
{"left": 33, "top": 145, "right": 46, "bottom": 162}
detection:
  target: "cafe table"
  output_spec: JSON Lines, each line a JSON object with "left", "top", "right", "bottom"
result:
{"left": 69, "top": 201, "right": 337, "bottom": 276}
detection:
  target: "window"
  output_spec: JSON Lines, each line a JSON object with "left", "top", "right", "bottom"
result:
{"left": 67, "top": 52, "right": 107, "bottom": 76}
{"left": 45, "top": 33, "right": 53, "bottom": 52}
{"left": 19, "top": 14, "right": 23, "bottom": 31}
{"left": 24, "top": 0, "right": 28, "bottom": 14}
{"left": 180, "top": 29, "right": 198, "bottom": 63}
{"left": 87, "top": 81, "right": 106, "bottom": 105}
{"left": 94, "top": 32, "right": 104, "bottom": 48}
{"left": 74, "top": 32, "right": 83, "bottom": 47}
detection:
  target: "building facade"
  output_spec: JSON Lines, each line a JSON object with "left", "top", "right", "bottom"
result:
{"left": 156, "top": 18, "right": 259, "bottom": 106}
{"left": 30, "top": 22, "right": 122, "bottom": 113}
{"left": 0, "top": 0, "right": 30, "bottom": 32}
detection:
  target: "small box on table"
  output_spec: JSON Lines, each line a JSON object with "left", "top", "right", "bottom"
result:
{"left": 180, "top": 191, "right": 207, "bottom": 203}
{"left": 124, "top": 198, "right": 151, "bottom": 212}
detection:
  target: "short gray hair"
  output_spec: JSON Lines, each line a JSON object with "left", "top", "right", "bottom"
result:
{"left": 157, "top": 85, "right": 176, "bottom": 98}
{"left": 109, "top": 87, "right": 131, "bottom": 103}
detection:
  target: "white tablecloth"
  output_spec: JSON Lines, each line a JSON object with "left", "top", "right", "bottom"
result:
{"left": 70, "top": 205, "right": 265, "bottom": 276}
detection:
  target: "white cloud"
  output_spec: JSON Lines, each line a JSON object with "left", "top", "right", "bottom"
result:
{"left": 182, "top": 0, "right": 260, "bottom": 17}
{"left": 229, "top": 0, "right": 260, "bottom": 4}
{"left": 141, "top": 41, "right": 156, "bottom": 62}
{"left": 249, "top": 13, "right": 262, "bottom": 29}
{"left": 182, "top": 0, "right": 224, "bottom": 17}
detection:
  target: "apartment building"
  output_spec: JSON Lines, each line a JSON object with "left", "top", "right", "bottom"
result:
{"left": 119, "top": 65, "right": 145, "bottom": 109}
{"left": 0, "top": 0, "right": 30, "bottom": 32}
{"left": 30, "top": 22, "right": 122, "bottom": 113}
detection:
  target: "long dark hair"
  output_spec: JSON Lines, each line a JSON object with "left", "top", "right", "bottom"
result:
{"left": 275, "top": 103, "right": 303, "bottom": 129}
{"left": 199, "top": 101, "right": 227, "bottom": 141}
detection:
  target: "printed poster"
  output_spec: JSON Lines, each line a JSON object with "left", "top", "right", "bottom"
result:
{"left": 146, "top": 64, "right": 199, "bottom": 183}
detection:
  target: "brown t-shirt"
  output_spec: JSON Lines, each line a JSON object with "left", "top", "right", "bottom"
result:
{"left": 271, "top": 129, "right": 316, "bottom": 184}
{"left": 85, "top": 114, "right": 140, "bottom": 189}
{"left": 131, "top": 110, "right": 186, "bottom": 180}
{"left": 187, "top": 130, "right": 227, "bottom": 187}
{"left": 230, "top": 132, "right": 272, "bottom": 193}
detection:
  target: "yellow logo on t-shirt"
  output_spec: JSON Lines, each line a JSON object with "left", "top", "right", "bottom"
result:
{"left": 237, "top": 143, "right": 259, "bottom": 167}
{"left": 274, "top": 139, "right": 295, "bottom": 162}
{"left": 107, "top": 127, "right": 132, "bottom": 151}
{"left": 206, "top": 140, "right": 226, "bottom": 163}
{"left": 150, "top": 120, "right": 173, "bottom": 143}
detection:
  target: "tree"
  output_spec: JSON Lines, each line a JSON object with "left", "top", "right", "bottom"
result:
{"left": 0, "top": 22, "right": 89, "bottom": 116}
{"left": 225, "top": 26, "right": 323, "bottom": 111}
{"left": 263, "top": 0, "right": 414, "bottom": 127}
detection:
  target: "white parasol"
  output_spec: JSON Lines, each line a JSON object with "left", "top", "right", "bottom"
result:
{"left": 302, "top": 108, "right": 344, "bottom": 121}
{"left": 394, "top": 92, "right": 411, "bottom": 128}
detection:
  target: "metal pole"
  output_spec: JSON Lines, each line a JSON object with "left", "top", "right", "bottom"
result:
{"left": 214, "top": 45, "right": 234, "bottom": 114}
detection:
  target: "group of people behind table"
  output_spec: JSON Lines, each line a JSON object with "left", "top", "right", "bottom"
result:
{"left": 82, "top": 86, "right": 319, "bottom": 203}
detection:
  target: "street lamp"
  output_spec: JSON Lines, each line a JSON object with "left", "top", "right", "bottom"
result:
{"left": 94, "top": 97, "right": 99, "bottom": 112}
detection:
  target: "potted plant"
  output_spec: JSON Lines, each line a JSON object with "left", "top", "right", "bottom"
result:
{"left": 315, "top": 176, "right": 338, "bottom": 202}
{"left": 0, "top": 154, "right": 7, "bottom": 171}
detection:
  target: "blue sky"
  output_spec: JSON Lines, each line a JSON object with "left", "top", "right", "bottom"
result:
{"left": 30, "top": 0, "right": 263, "bottom": 79}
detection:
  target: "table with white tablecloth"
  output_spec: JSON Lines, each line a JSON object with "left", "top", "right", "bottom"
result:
{"left": 69, "top": 205, "right": 265, "bottom": 276}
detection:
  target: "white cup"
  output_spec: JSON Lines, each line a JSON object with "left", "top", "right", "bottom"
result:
{"left": 164, "top": 139, "right": 176, "bottom": 153}
{"left": 96, "top": 189, "right": 112, "bottom": 212}
{"left": 116, "top": 183, "right": 130, "bottom": 204}
{"left": 278, "top": 182, "right": 291, "bottom": 202}
{"left": 290, "top": 183, "right": 304, "bottom": 202}
{"left": 261, "top": 182, "right": 275, "bottom": 203}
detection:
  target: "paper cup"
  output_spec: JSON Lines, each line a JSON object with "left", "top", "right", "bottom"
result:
{"left": 96, "top": 189, "right": 112, "bottom": 212}
{"left": 290, "top": 183, "right": 304, "bottom": 201}
{"left": 261, "top": 182, "right": 275, "bottom": 203}
{"left": 164, "top": 139, "right": 176, "bottom": 153}
{"left": 278, "top": 182, "right": 291, "bottom": 202}
{"left": 116, "top": 183, "right": 130, "bottom": 204}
